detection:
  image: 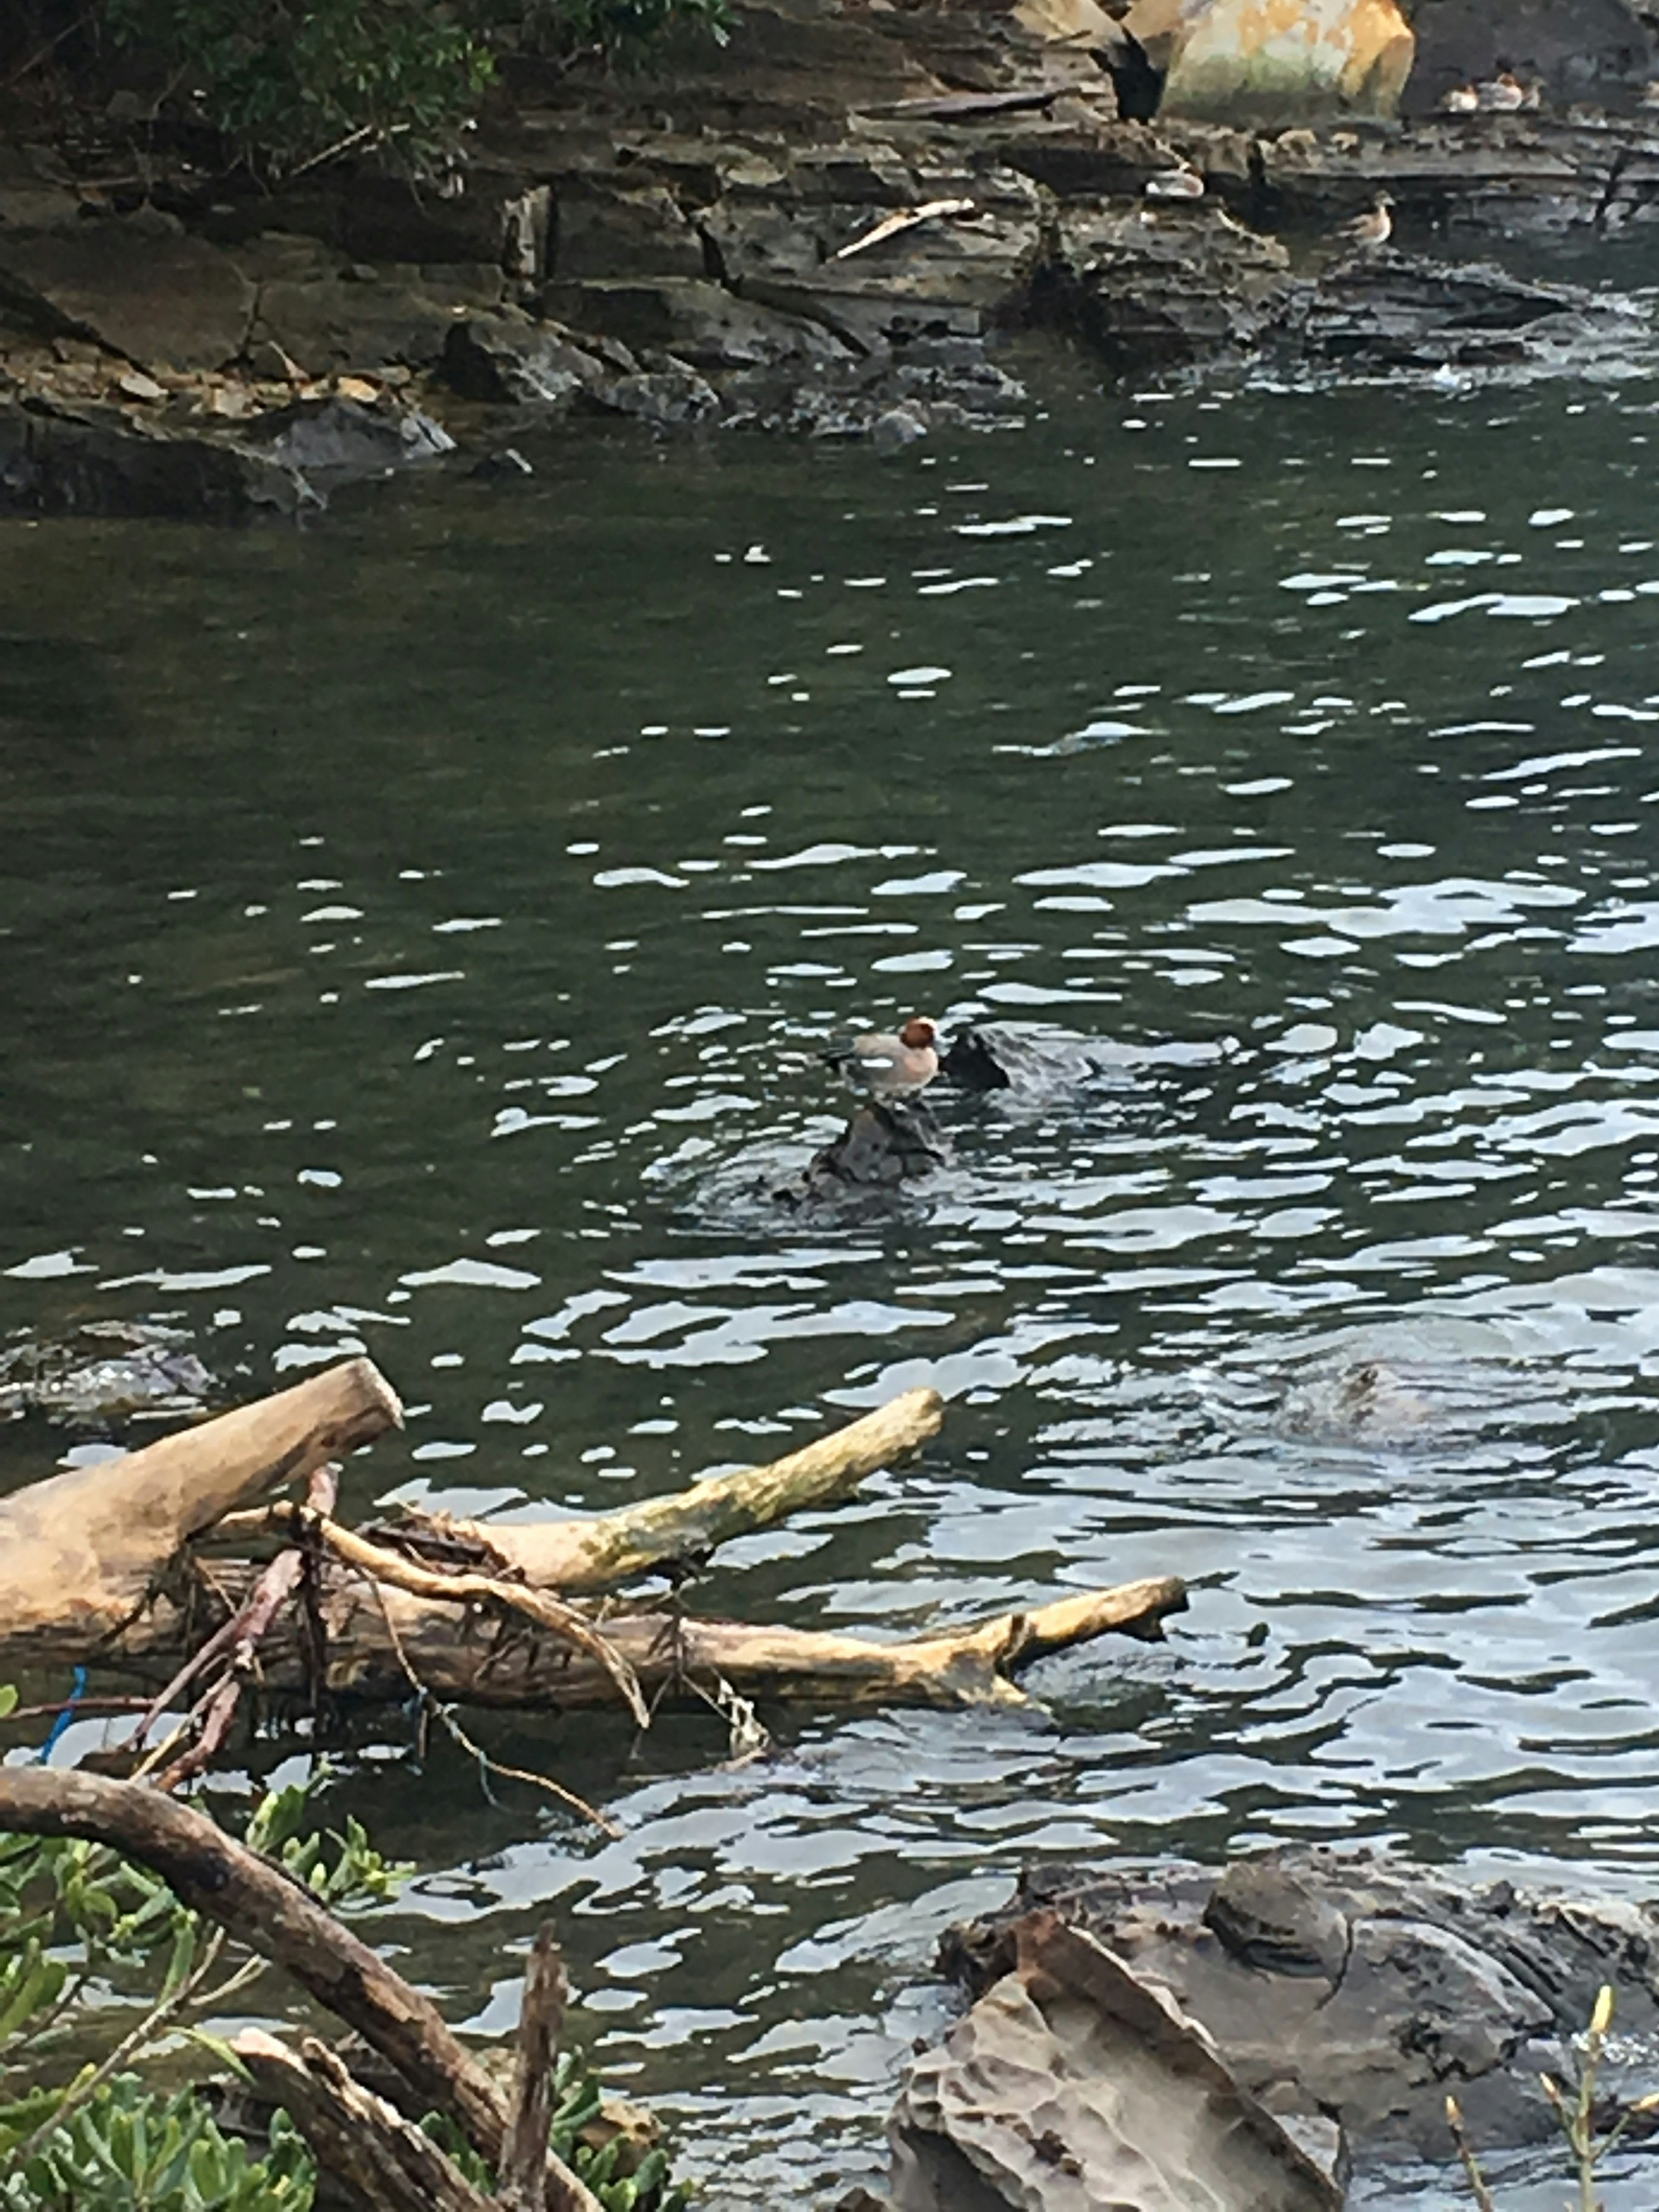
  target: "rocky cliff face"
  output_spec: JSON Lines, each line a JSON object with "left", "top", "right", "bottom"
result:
{"left": 3, "top": 0, "right": 1659, "bottom": 514}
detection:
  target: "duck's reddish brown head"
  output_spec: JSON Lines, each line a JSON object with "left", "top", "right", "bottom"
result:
{"left": 899, "top": 1017, "right": 938, "bottom": 1049}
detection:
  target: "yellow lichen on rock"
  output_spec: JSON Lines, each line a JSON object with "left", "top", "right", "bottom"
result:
{"left": 1126, "top": 0, "right": 1414, "bottom": 121}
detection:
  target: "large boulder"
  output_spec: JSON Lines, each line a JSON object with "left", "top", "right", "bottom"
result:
{"left": 891, "top": 1914, "right": 1344, "bottom": 2212}
{"left": 940, "top": 1848, "right": 1659, "bottom": 2162}
{"left": 0, "top": 213, "right": 253, "bottom": 372}
{"left": 1126, "top": 0, "right": 1414, "bottom": 120}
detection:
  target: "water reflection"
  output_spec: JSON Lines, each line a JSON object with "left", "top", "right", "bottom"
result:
{"left": 6, "top": 373, "right": 1659, "bottom": 2201}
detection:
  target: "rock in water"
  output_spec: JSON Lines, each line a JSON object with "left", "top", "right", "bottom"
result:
{"left": 0, "top": 1322, "right": 215, "bottom": 1424}
{"left": 772, "top": 1100, "right": 949, "bottom": 1214}
{"left": 891, "top": 1911, "right": 1344, "bottom": 2211}
{"left": 250, "top": 396, "right": 454, "bottom": 476}
{"left": 938, "top": 1847, "right": 1659, "bottom": 2164}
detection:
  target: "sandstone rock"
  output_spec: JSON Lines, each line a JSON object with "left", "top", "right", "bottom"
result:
{"left": 1256, "top": 116, "right": 1617, "bottom": 235}
{"left": 539, "top": 276, "right": 857, "bottom": 371}
{"left": 1128, "top": 0, "right": 1414, "bottom": 121}
{"left": 553, "top": 175, "right": 706, "bottom": 280}
{"left": 1292, "top": 245, "right": 1610, "bottom": 364}
{"left": 601, "top": 360, "right": 725, "bottom": 428}
{"left": 245, "top": 394, "right": 454, "bottom": 475}
{"left": 941, "top": 1848, "right": 1659, "bottom": 2160}
{"left": 892, "top": 1914, "right": 1344, "bottom": 2212}
{"left": 1040, "top": 200, "right": 1294, "bottom": 368}
{"left": 250, "top": 266, "right": 502, "bottom": 379}
{"left": 0, "top": 217, "right": 253, "bottom": 371}
{"left": 703, "top": 161, "right": 1042, "bottom": 352}
{"left": 0, "top": 144, "right": 81, "bottom": 232}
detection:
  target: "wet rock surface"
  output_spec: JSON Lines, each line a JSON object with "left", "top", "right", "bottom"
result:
{"left": 938, "top": 1847, "right": 1659, "bottom": 2163}
{"left": 7, "top": 0, "right": 1659, "bottom": 512}
{"left": 891, "top": 1913, "right": 1345, "bottom": 2211}
{"left": 0, "top": 1322, "right": 215, "bottom": 1425}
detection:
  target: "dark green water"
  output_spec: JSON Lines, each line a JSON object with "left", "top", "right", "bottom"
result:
{"left": 8, "top": 372, "right": 1659, "bottom": 2205}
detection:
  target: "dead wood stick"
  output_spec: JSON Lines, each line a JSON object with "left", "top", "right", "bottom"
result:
{"left": 321, "top": 1573, "right": 1188, "bottom": 1711}
{"left": 152, "top": 1465, "right": 338, "bottom": 1791}
{"left": 0, "top": 1357, "right": 400, "bottom": 1642}
{"left": 234, "top": 2031, "right": 493, "bottom": 2212}
{"left": 500, "top": 1927, "right": 568, "bottom": 2212}
{"left": 306, "top": 1515, "right": 649, "bottom": 1727}
{"left": 0, "top": 1770, "right": 601, "bottom": 2212}
{"left": 833, "top": 198, "right": 975, "bottom": 259}
{"left": 414, "top": 1386, "right": 946, "bottom": 1596}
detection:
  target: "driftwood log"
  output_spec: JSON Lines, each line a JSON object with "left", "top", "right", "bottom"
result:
{"left": 0, "top": 1359, "right": 1187, "bottom": 1723}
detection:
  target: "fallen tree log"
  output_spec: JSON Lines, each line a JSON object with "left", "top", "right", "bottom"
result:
{"left": 90, "top": 1570, "right": 1187, "bottom": 1713}
{"left": 0, "top": 1357, "right": 401, "bottom": 1647}
{"left": 0, "top": 1358, "right": 1184, "bottom": 1726}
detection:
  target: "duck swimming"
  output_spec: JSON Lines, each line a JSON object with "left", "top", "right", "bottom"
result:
{"left": 826, "top": 1016, "right": 941, "bottom": 1097}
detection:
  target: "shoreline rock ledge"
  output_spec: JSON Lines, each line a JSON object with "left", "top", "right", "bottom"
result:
{"left": 4, "top": 0, "right": 1659, "bottom": 514}
{"left": 856, "top": 1846, "right": 1659, "bottom": 2209}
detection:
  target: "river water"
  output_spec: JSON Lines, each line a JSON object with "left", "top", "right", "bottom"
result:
{"left": 6, "top": 364, "right": 1659, "bottom": 2206}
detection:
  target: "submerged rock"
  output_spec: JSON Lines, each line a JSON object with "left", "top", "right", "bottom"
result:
{"left": 938, "top": 1847, "right": 1659, "bottom": 2166}
{"left": 0, "top": 1322, "right": 215, "bottom": 1425}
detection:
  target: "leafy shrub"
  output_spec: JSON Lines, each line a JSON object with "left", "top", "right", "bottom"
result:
{"left": 96, "top": 0, "right": 732, "bottom": 176}
{"left": 102, "top": 0, "right": 496, "bottom": 174}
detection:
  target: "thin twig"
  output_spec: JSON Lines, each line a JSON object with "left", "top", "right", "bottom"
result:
{"left": 153, "top": 1466, "right": 340, "bottom": 1793}
{"left": 282, "top": 120, "right": 378, "bottom": 181}
{"left": 3, "top": 8, "right": 91, "bottom": 89}
{"left": 833, "top": 197, "right": 975, "bottom": 261}
{"left": 372, "top": 1584, "right": 619, "bottom": 1839}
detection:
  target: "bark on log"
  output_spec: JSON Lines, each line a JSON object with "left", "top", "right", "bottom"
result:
{"left": 0, "top": 1769, "right": 600, "bottom": 2211}
{"left": 0, "top": 1358, "right": 401, "bottom": 1643}
{"left": 411, "top": 1385, "right": 945, "bottom": 1595}
{"left": 233, "top": 2031, "right": 493, "bottom": 2212}
{"left": 499, "top": 1926, "right": 567, "bottom": 2212}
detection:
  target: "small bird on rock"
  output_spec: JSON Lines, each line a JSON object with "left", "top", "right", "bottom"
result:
{"left": 1439, "top": 79, "right": 1480, "bottom": 114}
{"left": 1336, "top": 190, "right": 1394, "bottom": 248}
{"left": 1477, "top": 69, "right": 1526, "bottom": 110}
{"left": 825, "top": 1016, "right": 941, "bottom": 1097}
{"left": 1144, "top": 160, "right": 1205, "bottom": 201}
{"left": 1642, "top": 78, "right": 1659, "bottom": 108}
